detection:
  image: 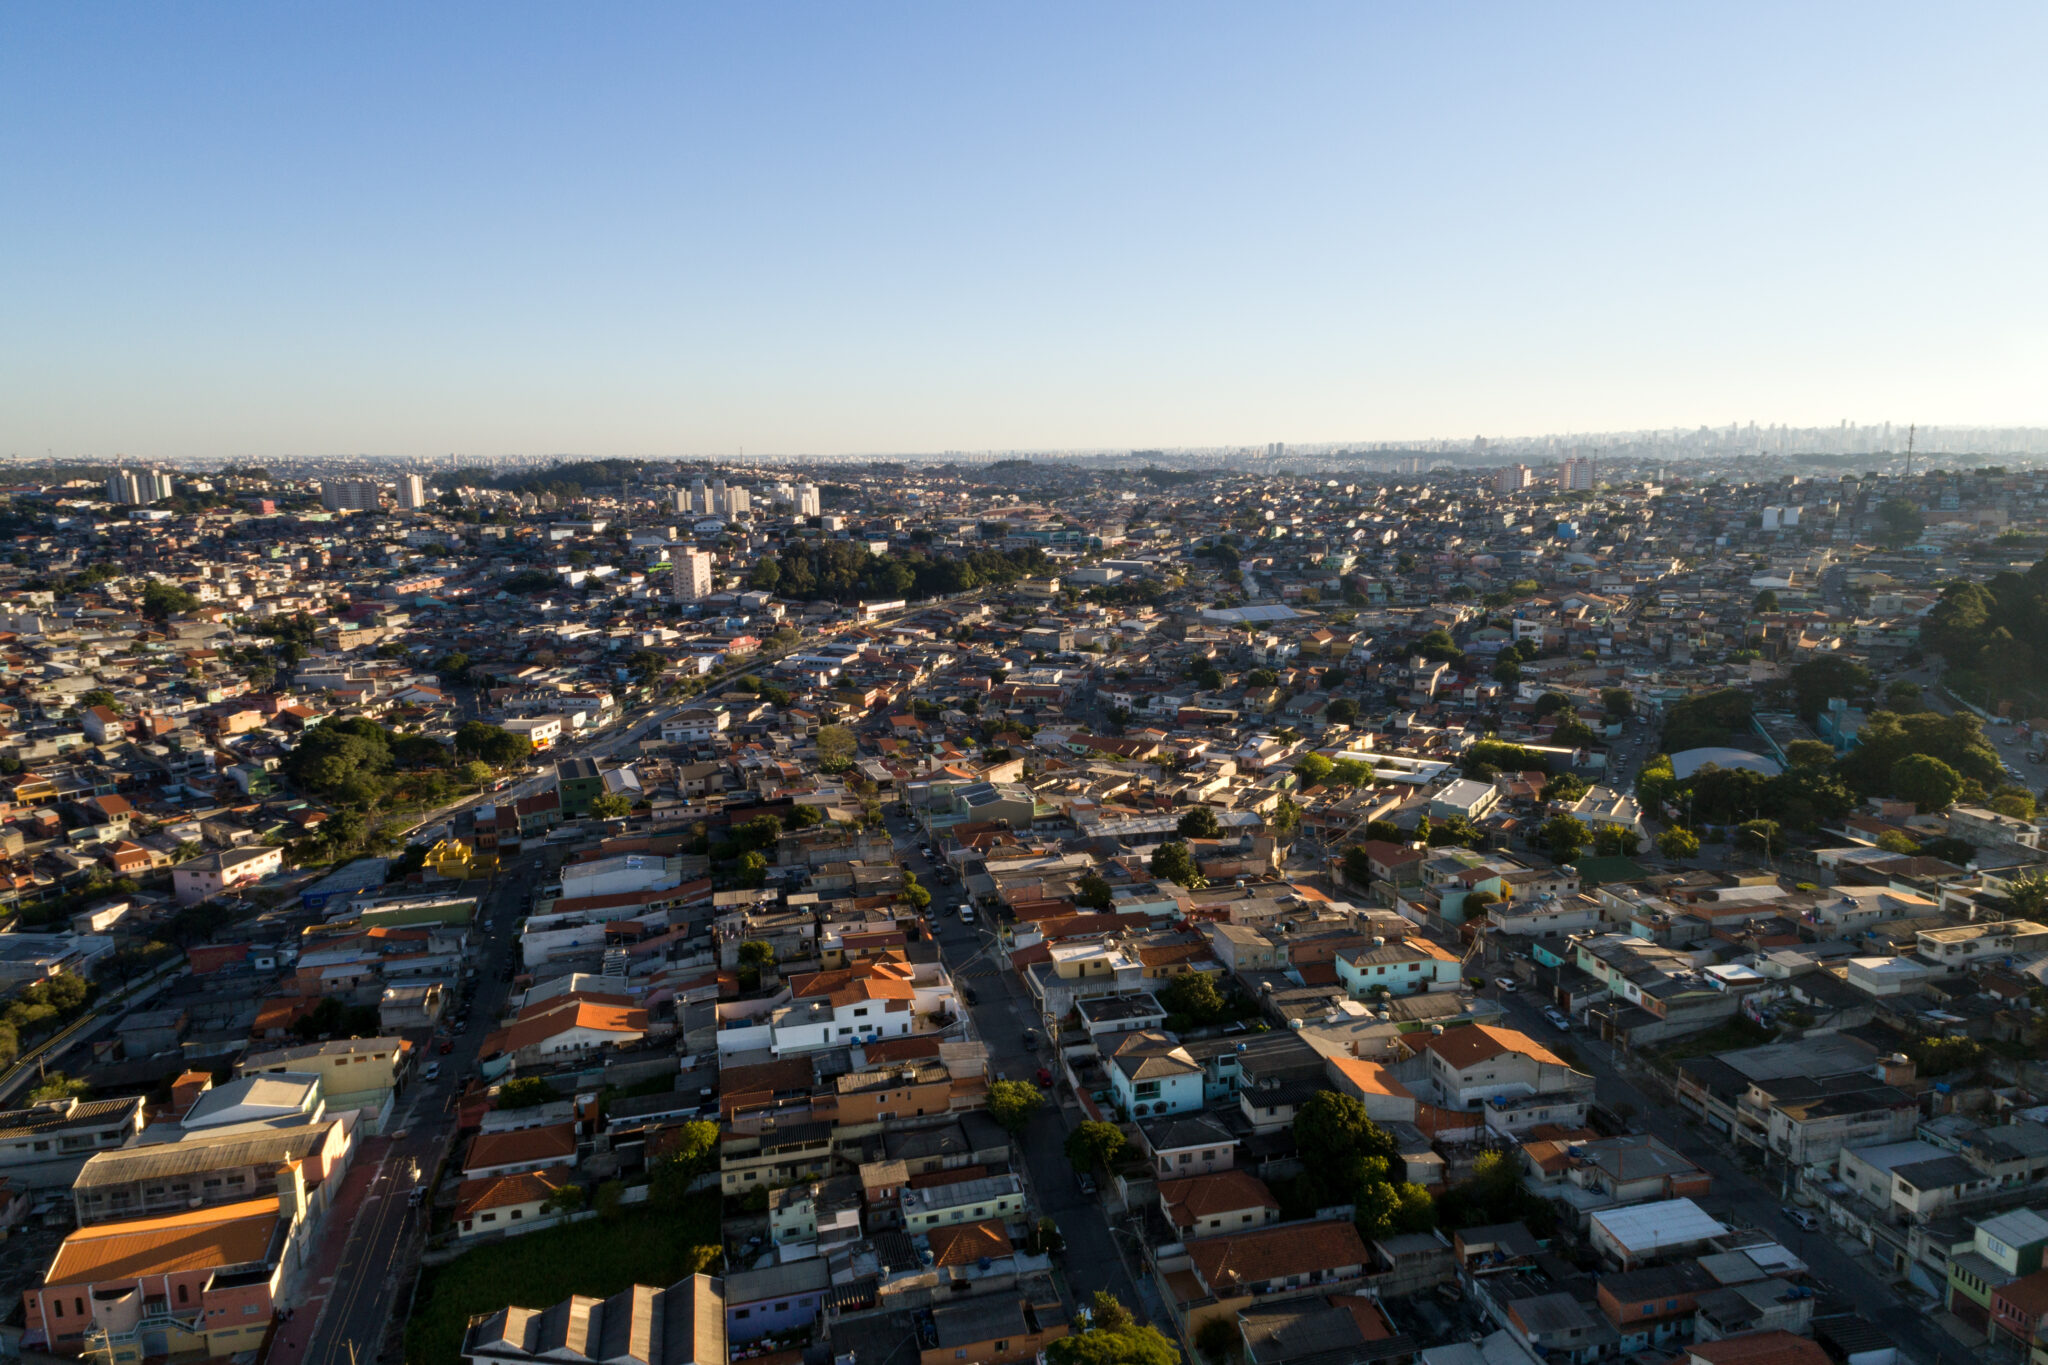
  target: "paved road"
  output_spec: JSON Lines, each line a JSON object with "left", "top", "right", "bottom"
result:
{"left": 1487, "top": 987, "right": 1981, "bottom": 1365}
{"left": 294, "top": 856, "right": 535, "bottom": 1365}
{"left": 886, "top": 816, "right": 1164, "bottom": 1333}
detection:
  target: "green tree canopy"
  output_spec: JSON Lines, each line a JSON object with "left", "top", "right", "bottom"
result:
{"left": 1892, "top": 753, "right": 1964, "bottom": 811}
{"left": 1176, "top": 805, "right": 1222, "bottom": 839}
{"left": 1150, "top": 841, "right": 1203, "bottom": 887}
{"left": 1066, "top": 1120, "right": 1127, "bottom": 1173}
{"left": 1160, "top": 971, "right": 1226, "bottom": 1023}
{"left": 985, "top": 1079, "right": 1044, "bottom": 1135}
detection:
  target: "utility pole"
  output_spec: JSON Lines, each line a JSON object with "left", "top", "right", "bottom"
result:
{"left": 1905, "top": 423, "right": 1915, "bottom": 477}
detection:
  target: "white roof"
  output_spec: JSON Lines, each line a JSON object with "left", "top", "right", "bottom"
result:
{"left": 1198, "top": 604, "right": 1303, "bottom": 625}
{"left": 1590, "top": 1197, "right": 1727, "bottom": 1253}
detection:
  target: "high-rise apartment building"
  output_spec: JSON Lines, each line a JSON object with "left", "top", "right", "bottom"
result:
{"left": 796, "top": 483, "right": 821, "bottom": 518}
{"left": 1494, "top": 464, "right": 1533, "bottom": 495}
{"left": 320, "top": 480, "right": 382, "bottom": 512}
{"left": 1559, "top": 456, "right": 1596, "bottom": 492}
{"left": 691, "top": 479, "right": 711, "bottom": 516}
{"left": 672, "top": 548, "right": 714, "bottom": 602}
{"left": 397, "top": 474, "right": 428, "bottom": 509}
{"left": 105, "top": 469, "right": 174, "bottom": 505}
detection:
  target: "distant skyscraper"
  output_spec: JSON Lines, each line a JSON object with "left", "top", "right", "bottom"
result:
{"left": 398, "top": 473, "right": 428, "bottom": 509}
{"left": 796, "top": 483, "right": 821, "bottom": 518}
{"left": 1493, "top": 464, "right": 1533, "bottom": 495}
{"left": 672, "top": 548, "right": 714, "bottom": 602}
{"left": 1559, "top": 455, "right": 1596, "bottom": 492}
{"left": 691, "top": 478, "right": 711, "bottom": 516}
{"left": 668, "top": 488, "right": 689, "bottom": 514}
{"left": 320, "top": 480, "right": 381, "bottom": 512}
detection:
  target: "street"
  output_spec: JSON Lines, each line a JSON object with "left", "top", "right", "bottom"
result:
{"left": 286, "top": 856, "right": 535, "bottom": 1365}
{"left": 884, "top": 812, "right": 1167, "bottom": 1334}
{"left": 1487, "top": 988, "right": 1982, "bottom": 1365}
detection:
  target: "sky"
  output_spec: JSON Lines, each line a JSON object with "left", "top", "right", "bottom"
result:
{"left": 3, "top": 4, "right": 2046, "bottom": 459}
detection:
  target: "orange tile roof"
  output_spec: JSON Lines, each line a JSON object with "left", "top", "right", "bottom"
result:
{"left": 483, "top": 997, "right": 648, "bottom": 1057}
{"left": 464, "top": 1121, "right": 578, "bottom": 1173}
{"left": 1407, "top": 1023, "right": 1569, "bottom": 1071}
{"left": 454, "top": 1169, "right": 570, "bottom": 1218}
{"left": 1187, "top": 1220, "right": 1369, "bottom": 1293}
{"left": 1689, "top": 1332, "right": 1831, "bottom": 1365}
{"left": 1328, "top": 1055, "right": 1415, "bottom": 1101}
{"left": 924, "top": 1218, "right": 1010, "bottom": 1267}
{"left": 1159, "top": 1170, "right": 1280, "bottom": 1229}
{"left": 46, "top": 1196, "right": 281, "bottom": 1285}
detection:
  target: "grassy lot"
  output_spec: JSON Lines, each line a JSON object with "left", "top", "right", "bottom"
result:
{"left": 405, "top": 1196, "right": 721, "bottom": 1365}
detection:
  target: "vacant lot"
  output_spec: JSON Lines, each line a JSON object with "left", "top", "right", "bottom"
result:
{"left": 406, "top": 1196, "right": 721, "bottom": 1365}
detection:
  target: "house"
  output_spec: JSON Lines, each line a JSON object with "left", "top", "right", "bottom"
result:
{"left": 723, "top": 1259, "right": 830, "bottom": 1344}
{"left": 0, "top": 1097, "right": 146, "bottom": 1189}
{"left": 1106, "top": 1030, "right": 1203, "bottom": 1119}
{"left": 1991, "top": 1268, "right": 2048, "bottom": 1349}
{"left": 1335, "top": 936, "right": 1463, "bottom": 998}
{"left": 898, "top": 1173, "right": 1025, "bottom": 1233}
{"left": 1589, "top": 1198, "right": 1729, "bottom": 1268}
{"left": 453, "top": 1170, "right": 574, "bottom": 1239}
{"left": 480, "top": 993, "right": 649, "bottom": 1072}
{"left": 1140, "top": 1114, "right": 1237, "bottom": 1177}
{"left": 173, "top": 845, "right": 284, "bottom": 906}
{"left": 1402, "top": 1025, "right": 1595, "bottom": 1137}
{"left": 1185, "top": 1218, "right": 1370, "bottom": 1297}
{"left": 237, "top": 1037, "right": 405, "bottom": 1129}
{"left": 71, "top": 1118, "right": 352, "bottom": 1227}
{"left": 918, "top": 1296, "right": 1069, "bottom": 1365}
{"left": 462, "top": 1122, "right": 579, "bottom": 1180}
{"left": 1159, "top": 1170, "right": 1281, "bottom": 1239}
{"left": 1687, "top": 1330, "right": 1831, "bottom": 1365}
{"left": 1948, "top": 1208, "right": 2048, "bottom": 1328}
{"left": 461, "top": 1275, "right": 724, "bottom": 1365}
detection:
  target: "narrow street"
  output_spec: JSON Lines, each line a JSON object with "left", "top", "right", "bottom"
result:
{"left": 1488, "top": 990, "right": 1983, "bottom": 1365}
{"left": 887, "top": 814, "right": 1163, "bottom": 1333}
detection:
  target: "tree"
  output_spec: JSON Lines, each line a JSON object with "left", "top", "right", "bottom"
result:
{"left": 496, "top": 1076, "right": 556, "bottom": 1109}
{"left": 460, "top": 760, "right": 495, "bottom": 788}
{"left": 1194, "top": 1317, "right": 1242, "bottom": 1365}
{"left": 1160, "top": 971, "right": 1226, "bottom": 1024}
{"left": 2002, "top": 870, "right": 2048, "bottom": 919}
{"left": 649, "top": 1120, "right": 720, "bottom": 1208}
{"left": 1875, "top": 829, "right": 1920, "bottom": 854}
{"left": 141, "top": 580, "right": 200, "bottom": 620}
{"left": 738, "top": 940, "right": 776, "bottom": 971}
{"left": 1150, "top": 841, "right": 1204, "bottom": 888}
{"left": 1365, "top": 819, "right": 1403, "bottom": 843}
{"left": 1543, "top": 773, "right": 1590, "bottom": 804}
{"left": 27, "top": 1072, "right": 88, "bottom": 1104}
{"left": 1784, "top": 739, "right": 1838, "bottom": 770}
{"left": 1268, "top": 796, "right": 1302, "bottom": 840}
{"left": 1878, "top": 497, "right": 1925, "bottom": 546}
{"left": 588, "top": 791, "right": 632, "bottom": 820}
{"left": 1047, "top": 1319, "right": 1179, "bottom": 1365}
{"left": 1176, "top": 806, "right": 1222, "bottom": 839}
{"left": 1885, "top": 679, "right": 1924, "bottom": 710}
{"left": 1736, "top": 818, "right": 1783, "bottom": 858}
{"left": 1788, "top": 657, "right": 1872, "bottom": 722}
{"left": 816, "top": 724, "right": 857, "bottom": 772}
{"left": 1893, "top": 753, "right": 1964, "bottom": 812}
{"left": 1534, "top": 691, "right": 1571, "bottom": 718}
{"left": 1551, "top": 713, "right": 1596, "bottom": 747}
{"left": 1073, "top": 871, "right": 1115, "bottom": 912}
{"left": 1086, "top": 1292, "right": 1134, "bottom": 1336}
{"left": 1492, "top": 656, "right": 1522, "bottom": 685}
{"left": 592, "top": 1179, "right": 625, "bottom": 1219}
{"left": 1601, "top": 688, "right": 1634, "bottom": 719}
{"left": 1341, "top": 845, "right": 1376, "bottom": 886}
{"left": 1327, "top": 757, "right": 1374, "bottom": 786}
{"left": 1327, "top": 697, "right": 1360, "bottom": 725}
{"left": 986, "top": 1079, "right": 1045, "bottom": 1134}
{"left": 1753, "top": 589, "right": 1779, "bottom": 613}
{"left": 1989, "top": 786, "right": 2038, "bottom": 820}
{"left": 1656, "top": 827, "right": 1700, "bottom": 860}
{"left": 1591, "top": 824, "right": 1639, "bottom": 857}
{"left": 901, "top": 870, "right": 932, "bottom": 913}
{"left": 541, "top": 1182, "right": 586, "bottom": 1215}
{"left": 1066, "top": 1121, "right": 1127, "bottom": 1173}
{"left": 436, "top": 651, "right": 471, "bottom": 681}
{"left": 1294, "top": 753, "right": 1335, "bottom": 787}
{"left": 1538, "top": 814, "right": 1591, "bottom": 862}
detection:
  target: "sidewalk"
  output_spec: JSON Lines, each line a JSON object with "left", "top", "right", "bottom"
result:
{"left": 264, "top": 1134, "right": 394, "bottom": 1365}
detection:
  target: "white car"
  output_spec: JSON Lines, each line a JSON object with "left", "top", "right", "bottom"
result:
{"left": 959, "top": 907, "right": 976, "bottom": 924}
{"left": 1542, "top": 1008, "right": 1571, "bottom": 1032}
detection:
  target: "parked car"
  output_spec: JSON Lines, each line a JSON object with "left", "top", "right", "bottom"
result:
{"left": 1022, "top": 1029, "right": 1041, "bottom": 1050}
{"left": 1076, "top": 1170, "right": 1098, "bottom": 1196}
{"left": 959, "top": 907, "right": 975, "bottom": 924}
{"left": 424, "top": 1062, "right": 442, "bottom": 1081}
{"left": 961, "top": 984, "right": 979, "bottom": 1005}
{"left": 1782, "top": 1207, "right": 1821, "bottom": 1231}
{"left": 1494, "top": 977, "right": 1517, "bottom": 994}
{"left": 438, "top": 1038, "right": 454, "bottom": 1054}
{"left": 1035, "top": 1067, "right": 1054, "bottom": 1087}
{"left": 1542, "top": 1007, "right": 1571, "bottom": 1032}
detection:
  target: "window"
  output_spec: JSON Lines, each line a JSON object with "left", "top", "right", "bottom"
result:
{"left": 956, "top": 1353, "right": 967, "bottom": 1360}
{"left": 736, "top": 1309, "right": 751, "bottom": 1320}
{"left": 1179, "top": 1153, "right": 1191, "bottom": 1165}
{"left": 775, "top": 1302, "right": 789, "bottom": 1312}
{"left": 52, "top": 1300, "right": 63, "bottom": 1320}
{"left": 511, "top": 1209, "right": 522, "bottom": 1219}
{"left": 482, "top": 1212, "right": 497, "bottom": 1223}
{"left": 179, "top": 1285, "right": 190, "bottom": 1305}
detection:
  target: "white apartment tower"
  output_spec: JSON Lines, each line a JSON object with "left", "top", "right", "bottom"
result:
{"left": 1559, "top": 455, "right": 1596, "bottom": 492}
{"left": 105, "top": 469, "right": 174, "bottom": 505}
{"left": 691, "top": 479, "right": 711, "bottom": 516}
{"left": 796, "top": 483, "right": 821, "bottom": 518}
{"left": 320, "top": 480, "right": 382, "bottom": 512}
{"left": 1493, "top": 464, "right": 1533, "bottom": 495}
{"left": 672, "top": 548, "right": 714, "bottom": 602}
{"left": 397, "top": 474, "right": 428, "bottom": 509}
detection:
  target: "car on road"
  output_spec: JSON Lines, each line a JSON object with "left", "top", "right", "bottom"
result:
{"left": 959, "top": 907, "right": 975, "bottom": 924}
{"left": 1542, "top": 1007, "right": 1572, "bottom": 1031}
{"left": 1782, "top": 1206, "right": 1820, "bottom": 1231}
{"left": 961, "top": 984, "right": 979, "bottom": 1005}
{"left": 1035, "top": 1067, "right": 1053, "bottom": 1087}
{"left": 424, "top": 1062, "right": 441, "bottom": 1081}
{"left": 1494, "top": 977, "right": 1517, "bottom": 993}
{"left": 1022, "top": 1029, "right": 1041, "bottom": 1050}
{"left": 438, "top": 1038, "right": 454, "bottom": 1054}
{"left": 1076, "top": 1170, "right": 1097, "bottom": 1196}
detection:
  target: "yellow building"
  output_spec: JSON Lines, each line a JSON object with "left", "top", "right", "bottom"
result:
{"left": 424, "top": 839, "right": 497, "bottom": 880}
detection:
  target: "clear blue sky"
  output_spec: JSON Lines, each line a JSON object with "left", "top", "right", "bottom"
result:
{"left": 3, "top": 4, "right": 2044, "bottom": 458}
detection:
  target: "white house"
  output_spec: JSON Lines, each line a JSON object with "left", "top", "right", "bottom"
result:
{"left": 1335, "top": 936, "right": 1463, "bottom": 998}
{"left": 173, "top": 845, "right": 285, "bottom": 906}
{"left": 1106, "top": 1030, "right": 1203, "bottom": 1120}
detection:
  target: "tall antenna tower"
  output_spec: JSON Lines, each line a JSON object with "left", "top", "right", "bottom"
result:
{"left": 1905, "top": 423, "right": 1915, "bottom": 476}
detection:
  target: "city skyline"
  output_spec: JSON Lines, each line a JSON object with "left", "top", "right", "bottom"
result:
{"left": 5, "top": 4, "right": 2046, "bottom": 455}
